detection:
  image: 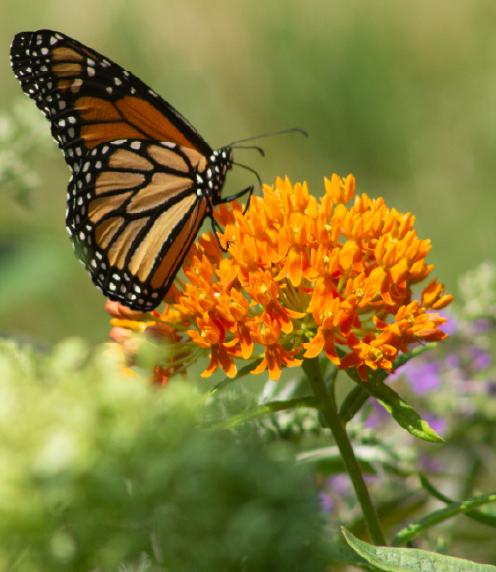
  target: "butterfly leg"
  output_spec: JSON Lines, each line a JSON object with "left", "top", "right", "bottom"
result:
{"left": 218, "top": 185, "right": 254, "bottom": 214}
{"left": 208, "top": 185, "right": 254, "bottom": 252}
{"left": 206, "top": 203, "right": 229, "bottom": 253}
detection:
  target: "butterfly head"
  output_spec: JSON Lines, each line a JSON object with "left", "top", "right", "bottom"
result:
{"left": 213, "top": 146, "right": 233, "bottom": 173}
{"left": 205, "top": 146, "right": 233, "bottom": 199}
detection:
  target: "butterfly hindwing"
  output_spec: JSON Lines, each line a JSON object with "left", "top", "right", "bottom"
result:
{"left": 10, "top": 29, "right": 212, "bottom": 170}
{"left": 68, "top": 139, "right": 209, "bottom": 310}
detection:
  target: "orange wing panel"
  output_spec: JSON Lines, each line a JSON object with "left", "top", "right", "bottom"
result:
{"left": 75, "top": 97, "right": 122, "bottom": 122}
{"left": 129, "top": 194, "right": 197, "bottom": 281}
{"left": 107, "top": 218, "right": 148, "bottom": 269}
{"left": 95, "top": 171, "right": 145, "bottom": 195}
{"left": 126, "top": 174, "right": 192, "bottom": 214}
{"left": 95, "top": 216, "right": 124, "bottom": 249}
{"left": 116, "top": 96, "right": 197, "bottom": 148}
{"left": 88, "top": 191, "right": 133, "bottom": 223}
{"left": 150, "top": 199, "right": 206, "bottom": 289}
{"left": 51, "top": 46, "right": 84, "bottom": 62}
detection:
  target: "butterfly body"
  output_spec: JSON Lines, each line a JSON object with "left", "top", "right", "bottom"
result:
{"left": 10, "top": 30, "right": 243, "bottom": 311}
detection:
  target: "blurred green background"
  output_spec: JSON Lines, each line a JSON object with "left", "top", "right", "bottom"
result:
{"left": 1, "top": 0, "right": 495, "bottom": 344}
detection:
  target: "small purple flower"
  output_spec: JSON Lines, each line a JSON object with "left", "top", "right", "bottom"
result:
{"left": 330, "top": 474, "right": 351, "bottom": 495}
{"left": 319, "top": 493, "right": 333, "bottom": 513}
{"left": 445, "top": 353, "right": 459, "bottom": 369}
{"left": 423, "top": 413, "right": 446, "bottom": 436}
{"left": 365, "top": 399, "right": 389, "bottom": 428}
{"left": 401, "top": 361, "right": 442, "bottom": 395}
{"left": 439, "top": 313, "right": 458, "bottom": 336}
{"left": 469, "top": 347, "right": 491, "bottom": 371}
{"left": 419, "top": 453, "right": 442, "bottom": 473}
{"left": 471, "top": 319, "right": 492, "bottom": 334}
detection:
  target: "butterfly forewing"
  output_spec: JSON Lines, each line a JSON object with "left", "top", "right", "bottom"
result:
{"left": 10, "top": 29, "right": 212, "bottom": 168}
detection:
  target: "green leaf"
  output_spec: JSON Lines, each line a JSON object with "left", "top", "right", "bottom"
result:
{"left": 362, "top": 379, "right": 443, "bottom": 443}
{"left": 342, "top": 527, "right": 496, "bottom": 572}
{"left": 339, "top": 385, "right": 369, "bottom": 423}
{"left": 393, "top": 490, "right": 496, "bottom": 545}
{"left": 325, "top": 532, "right": 374, "bottom": 570}
{"left": 208, "top": 396, "right": 318, "bottom": 430}
{"left": 338, "top": 342, "right": 444, "bottom": 440}
{"left": 207, "top": 358, "right": 262, "bottom": 395}
{"left": 420, "top": 474, "right": 496, "bottom": 528}
{"left": 296, "top": 444, "right": 404, "bottom": 476}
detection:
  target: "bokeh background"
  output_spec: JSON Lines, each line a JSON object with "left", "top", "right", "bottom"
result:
{"left": 1, "top": 0, "right": 496, "bottom": 344}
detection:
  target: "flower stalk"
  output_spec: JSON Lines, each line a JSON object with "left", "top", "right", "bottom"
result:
{"left": 302, "top": 358, "right": 387, "bottom": 546}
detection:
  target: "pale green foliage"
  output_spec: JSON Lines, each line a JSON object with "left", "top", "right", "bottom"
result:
{"left": 459, "top": 262, "right": 496, "bottom": 320}
{"left": 0, "top": 99, "right": 53, "bottom": 205}
{"left": 0, "top": 340, "right": 326, "bottom": 571}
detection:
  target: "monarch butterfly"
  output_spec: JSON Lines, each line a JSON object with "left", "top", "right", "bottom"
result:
{"left": 10, "top": 29, "right": 282, "bottom": 311}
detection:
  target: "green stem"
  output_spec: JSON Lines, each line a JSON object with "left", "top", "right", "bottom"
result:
{"left": 302, "top": 358, "right": 386, "bottom": 546}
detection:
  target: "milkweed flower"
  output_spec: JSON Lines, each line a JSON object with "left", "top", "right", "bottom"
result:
{"left": 108, "top": 174, "right": 453, "bottom": 381}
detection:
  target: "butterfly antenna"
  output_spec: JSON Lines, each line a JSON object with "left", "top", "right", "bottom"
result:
{"left": 232, "top": 161, "right": 263, "bottom": 188}
{"left": 227, "top": 127, "right": 308, "bottom": 146}
{"left": 230, "top": 144, "right": 266, "bottom": 157}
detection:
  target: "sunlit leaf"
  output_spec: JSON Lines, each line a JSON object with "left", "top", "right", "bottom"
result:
{"left": 342, "top": 527, "right": 496, "bottom": 571}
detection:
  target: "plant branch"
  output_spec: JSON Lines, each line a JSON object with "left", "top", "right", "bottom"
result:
{"left": 302, "top": 358, "right": 386, "bottom": 546}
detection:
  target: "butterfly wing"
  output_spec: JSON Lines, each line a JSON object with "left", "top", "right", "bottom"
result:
{"left": 10, "top": 29, "right": 217, "bottom": 311}
{"left": 69, "top": 139, "right": 208, "bottom": 310}
{"left": 10, "top": 29, "right": 212, "bottom": 168}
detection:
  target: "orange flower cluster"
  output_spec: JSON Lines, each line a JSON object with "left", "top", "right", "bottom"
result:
{"left": 108, "top": 174, "right": 453, "bottom": 382}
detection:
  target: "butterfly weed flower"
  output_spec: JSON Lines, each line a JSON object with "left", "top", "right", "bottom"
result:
{"left": 109, "top": 173, "right": 453, "bottom": 382}
{"left": 106, "top": 300, "right": 196, "bottom": 384}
